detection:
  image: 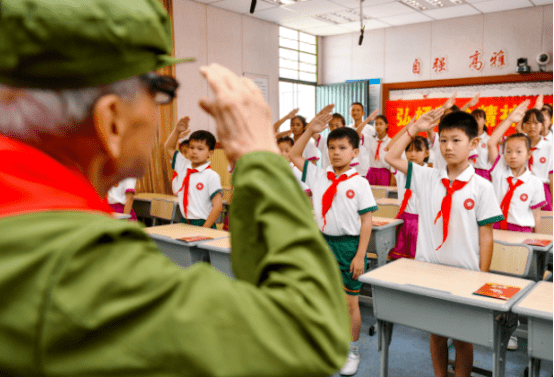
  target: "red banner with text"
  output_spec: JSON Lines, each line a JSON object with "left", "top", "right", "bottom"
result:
{"left": 386, "top": 95, "right": 552, "bottom": 136}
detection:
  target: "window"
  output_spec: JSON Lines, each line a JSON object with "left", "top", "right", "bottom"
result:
{"left": 279, "top": 27, "right": 318, "bottom": 126}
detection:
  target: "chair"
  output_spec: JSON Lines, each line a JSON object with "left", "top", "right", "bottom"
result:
{"left": 489, "top": 241, "right": 533, "bottom": 278}
{"left": 536, "top": 216, "right": 553, "bottom": 235}
{"left": 150, "top": 199, "right": 177, "bottom": 226}
{"left": 373, "top": 204, "right": 400, "bottom": 219}
{"left": 371, "top": 188, "right": 387, "bottom": 199}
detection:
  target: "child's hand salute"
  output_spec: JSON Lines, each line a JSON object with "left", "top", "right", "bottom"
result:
{"left": 306, "top": 104, "right": 335, "bottom": 134}
{"left": 413, "top": 108, "right": 445, "bottom": 133}
{"left": 176, "top": 116, "right": 191, "bottom": 139}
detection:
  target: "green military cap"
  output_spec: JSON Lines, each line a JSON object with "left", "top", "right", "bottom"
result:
{"left": 0, "top": 0, "right": 190, "bottom": 89}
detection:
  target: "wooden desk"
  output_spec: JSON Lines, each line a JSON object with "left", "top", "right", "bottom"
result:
{"left": 372, "top": 185, "right": 398, "bottom": 199}
{"left": 512, "top": 281, "right": 553, "bottom": 377}
{"left": 375, "top": 198, "right": 399, "bottom": 206}
{"left": 145, "top": 224, "right": 229, "bottom": 268}
{"left": 359, "top": 258, "right": 534, "bottom": 377}
{"left": 196, "top": 238, "right": 233, "bottom": 278}
{"left": 367, "top": 217, "right": 403, "bottom": 268}
{"left": 133, "top": 193, "right": 181, "bottom": 222}
{"left": 493, "top": 230, "right": 553, "bottom": 281}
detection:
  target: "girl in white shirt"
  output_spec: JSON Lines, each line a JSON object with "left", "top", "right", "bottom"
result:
{"left": 470, "top": 109, "right": 492, "bottom": 181}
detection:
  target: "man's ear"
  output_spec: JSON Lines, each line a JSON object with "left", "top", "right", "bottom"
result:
{"left": 92, "top": 94, "right": 126, "bottom": 161}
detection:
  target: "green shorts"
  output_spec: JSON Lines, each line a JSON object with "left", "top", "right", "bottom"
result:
{"left": 179, "top": 218, "right": 217, "bottom": 229}
{"left": 323, "top": 234, "right": 365, "bottom": 296}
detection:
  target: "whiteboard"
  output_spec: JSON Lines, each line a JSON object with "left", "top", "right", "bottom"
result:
{"left": 244, "top": 73, "right": 269, "bottom": 104}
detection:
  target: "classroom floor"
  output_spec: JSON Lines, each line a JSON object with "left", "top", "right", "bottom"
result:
{"left": 331, "top": 292, "right": 553, "bottom": 377}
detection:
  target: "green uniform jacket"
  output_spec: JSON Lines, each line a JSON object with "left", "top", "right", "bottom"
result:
{"left": 0, "top": 152, "right": 350, "bottom": 376}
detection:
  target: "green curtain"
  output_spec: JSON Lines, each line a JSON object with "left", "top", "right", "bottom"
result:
{"left": 316, "top": 80, "right": 369, "bottom": 125}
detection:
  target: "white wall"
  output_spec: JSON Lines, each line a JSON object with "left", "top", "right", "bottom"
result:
{"left": 173, "top": 0, "right": 279, "bottom": 136}
{"left": 321, "top": 5, "right": 553, "bottom": 84}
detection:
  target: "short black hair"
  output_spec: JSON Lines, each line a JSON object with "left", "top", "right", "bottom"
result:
{"left": 277, "top": 136, "right": 294, "bottom": 146}
{"left": 189, "top": 130, "right": 216, "bottom": 150}
{"left": 523, "top": 108, "right": 544, "bottom": 125}
{"left": 331, "top": 113, "right": 346, "bottom": 125}
{"left": 375, "top": 115, "right": 388, "bottom": 124}
{"left": 351, "top": 102, "right": 365, "bottom": 112}
{"left": 438, "top": 111, "right": 478, "bottom": 140}
{"left": 542, "top": 104, "right": 553, "bottom": 118}
{"left": 471, "top": 108, "right": 488, "bottom": 133}
{"left": 179, "top": 139, "right": 189, "bottom": 148}
{"left": 405, "top": 135, "right": 429, "bottom": 152}
{"left": 327, "top": 127, "right": 359, "bottom": 149}
{"left": 505, "top": 133, "right": 532, "bottom": 151}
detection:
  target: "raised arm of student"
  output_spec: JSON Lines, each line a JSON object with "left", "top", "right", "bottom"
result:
{"left": 275, "top": 129, "right": 292, "bottom": 139}
{"left": 487, "top": 100, "right": 529, "bottom": 165}
{"left": 385, "top": 115, "right": 416, "bottom": 151}
{"left": 351, "top": 211, "right": 372, "bottom": 280}
{"left": 123, "top": 191, "right": 134, "bottom": 215}
{"left": 289, "top": 104, "right": 334, "bottom": 171}
{"left": 203, "top": 192, "right": 223, "bottom": 228}
{"left": 479, "top": 224, "right": 494, "bottom": 272}
{"left": 164, "top": 116, "right": 191, "bottom": 159}
{"left": 273, "top": 108, "right": 299, "bottom": 133}
{"left": 355, "top": 109, "right": 379, "bottom": 137}
{"left": 460, "top": 93, "right": 480, "bottom": 112}
{"left": 385, "top": 108, "right": 444, "bottom": 175}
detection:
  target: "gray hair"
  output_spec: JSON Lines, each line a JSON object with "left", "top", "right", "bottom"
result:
{"left": 0, "top": 77, "right": 144, "bottom": 143}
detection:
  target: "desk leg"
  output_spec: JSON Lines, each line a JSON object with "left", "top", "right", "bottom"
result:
{"left": 492, "top": 312, "right": 518, "bottom": 377}
{"left": 374, "top": 229, "right": 395, "bottom": 268}
{"left": 528, "top": 357, "right": 541, "bottom": 377}
{"left": 377, "top": 320, "right": 393, "bottom": 377}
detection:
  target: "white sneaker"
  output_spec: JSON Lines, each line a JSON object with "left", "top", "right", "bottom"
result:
{"left": 339, "top": 350, "right": 360, "bottom": 376}
{"left": 507, "top": 336, "right": 518, "bottom": 350}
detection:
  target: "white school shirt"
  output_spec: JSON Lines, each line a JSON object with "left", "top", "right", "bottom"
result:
{"left": 107, "top": 178, "right": 137, "bottom": 205}
{"left": 366, "top": 134, "right": 391, "bottom": 169}
{"left": 545, "top": 130, "right": 553, "bottom": 143}
{"left": 315, "top": 135, "right": 331, "bottom": 170}
{"left": 392, "top": 162, "right": 428, "bottom": 215}
{"left": 348, "top": 123, "right": 375, "bottom": 176}
{"left": 469, "top": 132, "right": 492, "bottom": 171}
{"left": 490, "top": 156, "right": 546, "bottom": 227}
{"left": 409, "top": 162, "right": 503, "bottom": 271}
{"left": 302, "top": 161, "right": 377, "bottom": 236}
{"left": 298, "top": 137, "right": 320, "bottom": 163}
{"left": 529, "top": 138, "right": 553, "bottom": 184}
{"left": 289, "top": 162, "right": 310, "bottom": 192}
{"left": 172, "top": 152, "right": 222, "bottom": 220}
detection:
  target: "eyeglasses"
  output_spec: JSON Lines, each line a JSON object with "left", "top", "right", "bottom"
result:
{"left": 140, "top": 72, "right": 179, "bottom": 105}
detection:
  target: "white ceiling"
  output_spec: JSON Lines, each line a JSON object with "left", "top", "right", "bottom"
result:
{"left": 190, "top": 0, "right": 552, "bottom": 36}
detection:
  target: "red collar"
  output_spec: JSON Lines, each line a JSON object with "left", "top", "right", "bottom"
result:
{"left": 0, "top": 135, "right": 113, "bottom": 218}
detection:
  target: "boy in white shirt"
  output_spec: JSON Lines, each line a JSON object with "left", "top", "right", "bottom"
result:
{"left": 386, "top": 109, "right": 503, "bottom": 377}
{"left": 290, "top": 106, "right": 377, "bottom": 376}
{"left": 165, "top": 122, "right": 223, "bottom": 228}
{"left": 277, "top": 136, "right": 311, "bottom": 196}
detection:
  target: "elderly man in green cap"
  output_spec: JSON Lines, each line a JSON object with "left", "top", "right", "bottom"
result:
{"left": 0, "top": 0, "right": 350, "bottom": 376}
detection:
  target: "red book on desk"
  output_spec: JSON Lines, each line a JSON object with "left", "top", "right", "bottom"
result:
{"left": 473, "top": 283, "right": 521, "bottom": 300}
{"left": 522, "top": 238, "right": 551, "bottom": 247}
{"left": 178, "top": 236, "right": 213, "bottom": 243}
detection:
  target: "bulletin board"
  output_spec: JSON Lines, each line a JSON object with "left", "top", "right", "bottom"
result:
{"left": 382, "top": 72, "right": 553, "bottom": 136}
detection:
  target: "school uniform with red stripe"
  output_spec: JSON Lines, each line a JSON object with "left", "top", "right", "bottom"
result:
{"left": 490, "top": 155, "right": 546, "bottom": 232}
{"left": 301, "top": 161, "right": 377, "bottom": 236}
{"left": 408, "top": 162, "right": 503, "bottom": 271}
{"left": 172, "top": 151, "right": 222, "bottom": 221}
{"left": 527, "top": 138, "right": 553, "bottom": 210}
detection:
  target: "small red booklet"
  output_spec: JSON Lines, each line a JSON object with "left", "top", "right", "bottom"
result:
{"left": 522, "top": 238, "right": 551, "bottom": 247}
{"left": 473, "top": 283, "right": 521, "bottom": 301}
{"left": 372, "top": 220, "right": 389, "bottom": 227}
{"left": 178, "top": 236, "right": 213, "bottom": 243}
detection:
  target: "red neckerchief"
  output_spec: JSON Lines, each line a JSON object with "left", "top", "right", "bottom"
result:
{"left": 374, "top": 140, "right": 384, "bottom": 161}
{"left": 396, "top": 189, "right": 412, "bottom": 218}
{"left": 499, "top": 177, "right": 524, "bottom": 230}
{"left": 434, "top": 178, "right": 469, "bottom": 250}
{"left": 0, "top": 135, "right": 112, "bottom": 218}
{"left": 321, "top": 171, "right": 358, "bottom": 231}
{"left": 528, "top": 147, "right": 538, "bottom": 171}
{"left": 177, "top": 164, "right": 211, "bottom": 218}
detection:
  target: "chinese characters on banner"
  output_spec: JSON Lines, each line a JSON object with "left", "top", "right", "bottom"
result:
{"left": 386, "top": 95, "right": 553, "bottom": 137}
{"left": 424, "top": 50, "right": 507, "bottom": 74}
{"left": 412, "top": 59, "right": 421, "bottom": 75}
